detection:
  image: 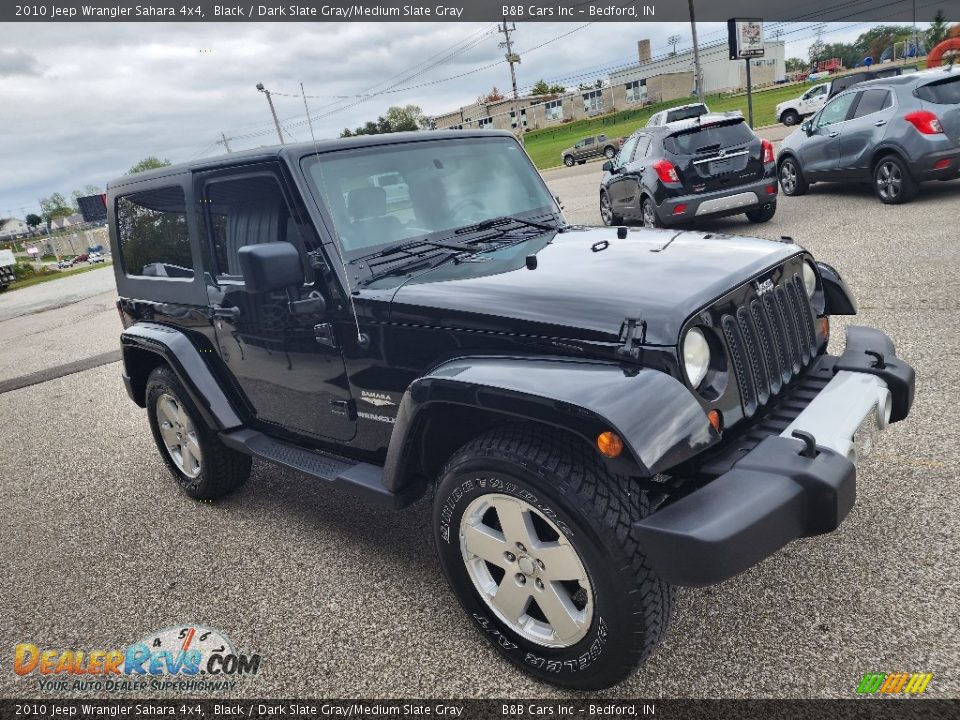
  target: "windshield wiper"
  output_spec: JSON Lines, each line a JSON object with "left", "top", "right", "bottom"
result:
{"left": 455, "top": 214, "right": 559, "bottom": 237}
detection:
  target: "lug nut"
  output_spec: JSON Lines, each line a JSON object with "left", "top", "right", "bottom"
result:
{"left": 516, "top": 542, "right": 526, "bottom": 552}
{"left": 535, "top": 578, "right": 544, "bottom": 590}
{"left": 504, "top": 552, "right": 516, "bottom": 563}
{"left": 516, "top": 574, "right": 526, "bottom": 585}
{"left": 536, "top": 559, "right": 545, "bottom": 571}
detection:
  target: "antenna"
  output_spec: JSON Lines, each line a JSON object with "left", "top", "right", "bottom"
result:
{"left": 301, "top": 82, "right": 369, "bottom": 349}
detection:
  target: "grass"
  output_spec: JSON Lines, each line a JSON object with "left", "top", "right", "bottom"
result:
{"left": 3, "top": 261, "right": 112, "bottom": 292}
{"left": 523, "top": 83, "right": 810, "bottom": 169}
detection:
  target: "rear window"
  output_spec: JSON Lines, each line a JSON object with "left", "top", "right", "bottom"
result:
{"left": 915, "top": 75, "right": 960, "bottom": 105}
{"left": 665, "top": 105, "right": 707, "bottom": 123}
{"left": 664, "top": 121, "right": 755, "bottom": 155}
{"left": 116, "top": 186, "right": 193, "bottom": 279}
{"left": 853, "top": 89, "right": 893, "bottom": 118}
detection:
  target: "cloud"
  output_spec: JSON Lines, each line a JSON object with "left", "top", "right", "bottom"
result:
{"left": 0, "top": 49, "right": 43, "bottom": 77}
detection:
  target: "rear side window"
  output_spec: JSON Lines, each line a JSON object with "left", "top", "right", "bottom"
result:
{"left": 663, "top": 122, "right": 754, "bottom": 155}
{"left": 853, "top": 89, "right": 893, "bottom": 118}
{"left": 915, "top": 76, "right": 960, "bottom": 105}
{"left": 117, "top": 186, "right": 193, "bottom": 279}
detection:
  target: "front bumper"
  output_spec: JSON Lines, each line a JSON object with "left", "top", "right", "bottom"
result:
{"left": 634, "top": 326, "right": 915, "bottom": 587}
{"left": 657, "top": 173, "right": 778, "bottom": 226}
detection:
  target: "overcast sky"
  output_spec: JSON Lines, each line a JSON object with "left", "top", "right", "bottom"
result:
{"left": 0, "top": 21, "right": 895, "bottom": 217}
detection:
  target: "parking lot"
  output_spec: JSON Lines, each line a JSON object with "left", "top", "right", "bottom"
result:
{"left": 1, "top": 157, "right": 958, "bottom": 698}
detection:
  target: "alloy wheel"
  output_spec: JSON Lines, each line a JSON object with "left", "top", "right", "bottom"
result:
{"left": 642, "top": 200, "right": 657, "bottom": 228}
{"left": 876, "top": 161, "right": 902, "bottom": 201}
{"left": 780, "top": 161, "right": 798, "bottom": 194}
{"left": 459, "top": 493, "right": 594, "bottom": 648}
{"left": 600, "top": 193, "right": 613, "bottom": 225}
{"left": 155, "top": 392, "right": 202, "bottom": 478}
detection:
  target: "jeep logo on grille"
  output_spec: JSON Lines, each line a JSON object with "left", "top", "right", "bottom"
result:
{"left": 755, "top": 279, "right": 775, "bottom": 296}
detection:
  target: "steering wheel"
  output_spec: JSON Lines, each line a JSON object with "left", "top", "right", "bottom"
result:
{"left": 449, "top": 199, "right": 486, "bottom": 224}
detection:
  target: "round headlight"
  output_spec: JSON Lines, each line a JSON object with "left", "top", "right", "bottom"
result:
{"left": 802, "top": 261, "right": 817, "bottom": 298}
{"left": 683, "top": 327, "right": 711, "bottom": 388}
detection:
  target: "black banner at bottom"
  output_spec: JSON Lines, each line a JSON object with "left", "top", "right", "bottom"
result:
{"left": 1, "top": 700, "right": 958, "bottom": 720}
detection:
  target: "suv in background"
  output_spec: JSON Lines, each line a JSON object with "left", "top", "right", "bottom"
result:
{"left": 778, "top": 67, "right": 960, "bottom": 204}
{"left": 109, "top": 129, "right": 913, "bottom": 690}
{"left": 561, "top": 133, "right": 620, "bottom": 166}
{"left": 600, "top": 113, "right": 778, "bottom": 227}
{"left": 646, "top": 102, "right": 710, "bottom": 128}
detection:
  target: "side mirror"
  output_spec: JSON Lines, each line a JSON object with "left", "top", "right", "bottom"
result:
{"left": 801, "top": 119, "right": 813, "bottom": 134}
{"left": 238, "top": 242, "right": 303, "bottom": 293}
{"left": 602, "top": 160, "right": 614, "bottom": 172}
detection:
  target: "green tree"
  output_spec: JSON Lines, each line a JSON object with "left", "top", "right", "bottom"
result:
{"left": 127, "top": 156, "right": 172, "bottom": 174}
{"left": 38, "top": 193, "right": 73, "bottom": 221}
{"left": 531, "top": 79, "right": 551, "bottom": 95}
{"left": 785, "top": 57, "right": 806, "bottom": 73}
{"left": 927, "top": 10, "right": 950, "bottom": 49}
{"left": 852, "top": 25, "right": 913, "bottom": 61}
{"left": 347, "top": 105, "right": 426, "bottom": 136}
{"left": 71, "top": 184, "right": 103, "bottom": 208}
{"left": 25, "top": 213, "right": 42, "bottom": 230}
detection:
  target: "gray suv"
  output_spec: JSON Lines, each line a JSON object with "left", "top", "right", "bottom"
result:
{"left": 777, "top": 67, "right": 960, "bottom": 204}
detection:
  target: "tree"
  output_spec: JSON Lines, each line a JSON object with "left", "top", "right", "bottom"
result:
{"left": 807, "top": 38, "right": 825, "bottom": 66}
{"left": 38, "top": 193, "right": 73, "bottom": 221}
{"left": 25, "top": 213, "right": 42, "bottom": 230}
{"left": 927, "top": 10, "right": 950, "bottom": 49}
{"left": 852, "top": 25, "right": 913, "bottom": 62}
{"left": 531, "top": 79, "right": 567, "bottom": 95}
{"left": 340, "top": 127, "right": 354, "bottom": 138}
{"left": 71, "top": 184, "right": 103, "bottom": 209}
{"left": 127, "top": 156, "right": 172, "bottom": 174}
{"left": 480, "top": 86, "right": 505, "bottom": 103}
{"left": 785, "top": 57, "right": 806, "bottom": 73}
{"left": 344, "top": 105, "right": 426, "bottom": 137}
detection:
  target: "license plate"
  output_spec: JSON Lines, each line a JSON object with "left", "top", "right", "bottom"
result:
{"left": 709, "top": 159, "right": 734, "bottom": 174}
{"left": 853, "top": 403, "right": 881, "bottom": 462}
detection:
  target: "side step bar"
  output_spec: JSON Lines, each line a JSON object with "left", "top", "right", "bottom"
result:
{"left": 219, "top": 429, "right": 423, "bottom": 509}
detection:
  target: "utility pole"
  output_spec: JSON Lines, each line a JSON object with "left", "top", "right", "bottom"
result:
{"left": 912, "top": 0, "right": 918, "bottom": 62}
{"left": 499, "top": 18, "right": 524, "bottom": 146}
{"left": 256, "top": 83, "right": 284, "bottom": 145}
{"left": 688, "top": 0, "right": 705, "bottom": 103}
{"left": 668, "top": 34, "right": 681, "bottom": 55}
{"left": 220, "top": 132, "right": 232, "bottom": 153}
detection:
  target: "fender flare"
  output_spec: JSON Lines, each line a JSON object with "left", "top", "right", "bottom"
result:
{"left": 381, "top": 356, "right": 719, "bottom": 492}
{"left": 120, "top": 322, "right": 243, "bottom": 431}
{"left": 816, "top": 261, "right": 857, "bottom": 315}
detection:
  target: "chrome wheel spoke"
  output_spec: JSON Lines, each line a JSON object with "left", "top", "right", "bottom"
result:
{"left": 492, "top": 577, "right": 531, "bottom": 623}
{"left": 159, "top": 422, "right": 178, "bottom": 449}
{"left": 159, "top": 396, "right": 179, "bottom": 426}
{"left": 495, "top": 498, "right": 536, "bottom": 550}
{"left": 538, "top": 581, "right": 584, "bottom": 643}
{"left": 462, "top": 522, "right": 508, "bottom": 567}
{"left": 155, "top": 392, "right": 202, "bottom": 478}
{"left": 534, "top": 541, "right": 584, "bottom": 582}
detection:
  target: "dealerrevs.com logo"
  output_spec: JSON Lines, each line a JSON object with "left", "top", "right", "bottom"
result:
{"left": 14, "top": 626, "right": 261, "bottom": 693}
{"left": 856, "top": 672, "right": 933, "bottom": 695}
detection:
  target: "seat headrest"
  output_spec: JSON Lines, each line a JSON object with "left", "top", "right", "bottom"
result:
{"left": 348, "top": 186, "right": 387, "bottom": 220}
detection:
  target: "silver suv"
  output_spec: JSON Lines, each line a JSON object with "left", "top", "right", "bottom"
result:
{"left": 777, "top": 67, "right": 960, "bottom": 204}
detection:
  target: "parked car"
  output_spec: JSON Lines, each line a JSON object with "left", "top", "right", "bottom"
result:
{"left": 57, "top": 258, "right": 74, "bottom": 269}
{"left": 109, "top": 129, "right": 913, "bottom": 690}
{"left": 777, "top": 67, "right": 960, "bottom": 204}
{"left": 88, "top": 253, "right": 105, "bottom": 263}
{"left": 600, "top": 112, "right": 778, "bottom": 228}
{"left": 776, "top": 83, "right": 830, "bottom": 126}
{"left": 74, "top": 253, "right": 89, "bottom": 263}
{"left": 646, "top": 102, "right": 710, "bottom": 128}
{"left": 826, "top": 65, "right": 919, "bottom": 100}
{"left": 561, "top": 133, "right": 620, "bottom": 167}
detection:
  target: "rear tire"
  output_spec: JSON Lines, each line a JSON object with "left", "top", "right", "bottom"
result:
{"left": 433, "top": 425, "right": 675, "bottom": 690}
{"left": 641, "top": 197, "right": 662, "bottom": 229}
{"left": 563, "top": 155, "right": 575, "bottom": 168}
{"left": 778, "top": 157, "right": 809, "bottom": 196}
{"left": 781, "top": 110, "right": 800, "bottom": 126}
{"left": 599, "top": 191, "right": 623, "bottom": 226}
{"left": 146, "top": 366, "right": 251, "bottom": 500}
{"left": 745, "top": 202, "right": 777, "bottom": 223}
{"left": 873, "top": 155, "right": 917, "bottom": 205}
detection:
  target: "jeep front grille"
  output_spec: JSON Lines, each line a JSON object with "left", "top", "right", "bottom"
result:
{"left": 720, "top": 272, "right": 818, "bottom": 418}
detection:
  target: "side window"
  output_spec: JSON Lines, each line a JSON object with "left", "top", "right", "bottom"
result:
{"left": 852, "top": 89, "right": 892, "bottom": 119}
{"left": 584, "top": 137, "right": 596, "bottom": 146}
{"left": 632, "top": 135, "right": 652, "bottom": 161}
{"left": 117, "top": 186, "right": 193, "bottom": 279}
{"left": 616, "top": 136, "right": 639, "bottom": 167}
{"left": 204, "top": 174, "right": 306, "bottom": 279}
{"left": 816, "top": 93, "right": 857, "bottom": 128}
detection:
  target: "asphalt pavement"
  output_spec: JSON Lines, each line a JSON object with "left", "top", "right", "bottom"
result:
{"left": 0, "top": 158, "right": 958, "bottom": 699}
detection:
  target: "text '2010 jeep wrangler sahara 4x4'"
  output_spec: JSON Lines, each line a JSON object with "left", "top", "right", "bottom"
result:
{"left": 110, "top": 130, "right": 914, "bottom": 690}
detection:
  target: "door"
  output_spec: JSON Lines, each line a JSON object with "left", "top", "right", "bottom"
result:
{"left": 607, "top": 134, "right": 649, "bottom": 215}
{"left": 580, "top": 136, "right": 596, "bottom": 160}
{"left": 838, "top": 88, "right": 896, "bottom": 177}
{"left": 800, "top": 84, "right": 828, "bottom": 115}
{"left": 799, "top": 92, "right": 858, "bottom": 178}
{"left": 201, "top": 167, "right": 356, "bottom": 442}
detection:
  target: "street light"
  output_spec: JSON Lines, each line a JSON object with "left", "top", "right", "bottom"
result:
{"left": 256, "top": 83, "right": 285, "bottom": 145}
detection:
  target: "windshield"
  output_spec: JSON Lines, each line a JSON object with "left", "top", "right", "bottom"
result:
{"left": 301, "top": 136, "right": 557, "bottom": 258}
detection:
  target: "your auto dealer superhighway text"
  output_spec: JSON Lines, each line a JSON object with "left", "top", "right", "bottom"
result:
{"left": 214, "top": 4, "right": 466, "bottom": 17}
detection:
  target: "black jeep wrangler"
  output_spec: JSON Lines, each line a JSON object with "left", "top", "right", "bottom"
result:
{"left": 109, "top": 129, "right": 914, "bottom": 690}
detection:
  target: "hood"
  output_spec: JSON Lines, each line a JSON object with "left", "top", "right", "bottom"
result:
{"left": 387, "top": 227, "right": 801, "bottom": 346}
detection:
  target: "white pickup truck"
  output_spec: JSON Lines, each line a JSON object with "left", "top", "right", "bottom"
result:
{"left": 775, "top": 82, "right": 830, "bottom": 126}
{"left": 0, "top": 248, "right": 16, "bottom": 290}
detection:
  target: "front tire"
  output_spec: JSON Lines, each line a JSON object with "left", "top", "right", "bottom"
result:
{"left": 604, "top": 146, "right": 617, "bottom": 159}
{"left": 433, "top": 425, "right": 674, "bottom": 690}
{"left": 779, "top": 157, "right": 809, "bottom": 196}
{"left": 599, "top": 191, "right": 622, "bottom": 226}
{"left": 874, "top": 155, "right": 917, "bottom": 204}
{"left": 745, "top": 201, "right": 777, "bottom": 223}
{"left": 781, "top": 110, "right": 800, "bottom": 126}
{"left": 563, "top": 155, "right": 575, "bottom": 168}
{"left": 146, "top": 366, "right": 251, "bottom": 500}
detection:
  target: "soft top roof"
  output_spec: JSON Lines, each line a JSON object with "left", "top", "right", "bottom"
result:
{"left": 107, "top": 129, "right": 515, "bottom": 191}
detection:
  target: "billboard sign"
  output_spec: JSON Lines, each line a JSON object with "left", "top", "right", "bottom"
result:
{"left": 728, "top": 18, "right": 765, "bottom": 59}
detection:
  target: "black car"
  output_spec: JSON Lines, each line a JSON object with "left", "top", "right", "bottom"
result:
{"left": 599, "top": 113, "right": 779, "bottom": 228}
{"left": 109, "top": 130, "right": 914, "bottom": 690}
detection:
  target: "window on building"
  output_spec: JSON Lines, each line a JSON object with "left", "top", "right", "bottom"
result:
{"left": 509, "top": 108, "right": 528, "bottom": 129}
{"left": 625, "top": 80, "right": 647, "bottom": 104}
{"left": 583, "top": 90, "right": 603, "bottom": 114}
{"left": 116, "top": 186, "right": 193, "bottom": 278}
{"left": 477, "top": 117, "right": 494, "bottom": 127}
{"left": 544, "top": 100, "right": 563, "bottom": 121}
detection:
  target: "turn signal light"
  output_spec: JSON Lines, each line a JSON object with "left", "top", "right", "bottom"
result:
{"left": 904, "top": 110, "right": 944, "bottom": 135}
{"left": 820, "top": 315, "right": 830, "bottom": 342}
{"left": 761, "top": 138, "right": 775, "bottom": 164}
{"left": 653, "top": 160, "right": 680, "bottom": 183}
{"left": 597, "top": 431, "right": 624, "bottom": 458}
{"left": 707, "top": 410, "right": 722, "bottom": 433}
{"left": 672, "top": 204, "right": 687, "bottom": 215}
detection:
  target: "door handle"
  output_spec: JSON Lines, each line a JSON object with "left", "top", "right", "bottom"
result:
{"left": 211, "top": 304, "right": 240, "bottom": 319}
{"left": 828, "top": 132, "right": 840, "bottom": 138}
{"left": 874, "top": 120, "right": 887, "bottom": 126}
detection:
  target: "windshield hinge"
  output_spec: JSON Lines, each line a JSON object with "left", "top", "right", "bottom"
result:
{"left": 617, "top": 316, "right": 645, "bottom": 360}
